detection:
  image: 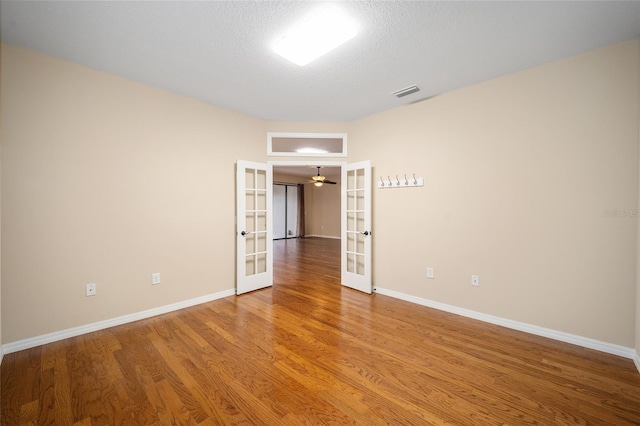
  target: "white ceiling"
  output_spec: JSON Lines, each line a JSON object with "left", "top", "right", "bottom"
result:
{"left": 1, "top": 1, "right": 639, "bottom": 122}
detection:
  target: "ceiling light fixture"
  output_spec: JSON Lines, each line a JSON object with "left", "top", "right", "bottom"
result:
{"left": 273, "top": 7, "right": 357, "bottom": 66}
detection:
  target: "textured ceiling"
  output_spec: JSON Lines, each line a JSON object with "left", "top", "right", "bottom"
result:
{"left": 1, "top": 1, "right": 639, "bottom": 122}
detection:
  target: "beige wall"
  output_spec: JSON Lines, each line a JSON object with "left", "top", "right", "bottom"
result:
{"left": 266, "top": 121, "right": 349, "bottom": 135}
{"left": 1, "top": 44, "right": 267, "bottom": 342}
{"left": 304, "top": 172, "right": 341, "bottom": 238}
{"left": 2, "top": 39, "right": 640, "bottom": 353}
{"left": 0, "top": 41, "right": 3, "bottom": 357}
{"left": 273, "top": 172, "right": 304, "bottom": 185}
{"left": 272, "top": 171, "right": 341, "bottom": 238}
{"left": 637, "top": 38, "right": 640, "bottom": 363}
{"left": 350, "top": 39, "right": 640, "bottom": 347}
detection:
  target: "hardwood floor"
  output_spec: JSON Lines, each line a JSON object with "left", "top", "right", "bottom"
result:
{"left": 3, "top": 237, "right": 640, "bottom": 424}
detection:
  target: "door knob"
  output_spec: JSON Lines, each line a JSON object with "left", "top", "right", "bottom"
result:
{"left": 362, "top": 231, "right": 370, "bottom": 236}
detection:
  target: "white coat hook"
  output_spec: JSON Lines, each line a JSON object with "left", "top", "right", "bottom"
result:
{"left": 377, "top": 173, "right": 424, "bottom": 189}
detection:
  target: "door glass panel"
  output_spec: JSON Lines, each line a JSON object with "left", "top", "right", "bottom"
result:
{"left": 356, "top": 213, "right": 364, "bottom": 233}
{"left": 356, "top": 170, "right": 364, "bottom": 190}
{"left": 245, "top": 214, "right": 255, "bottom": 232}
{"left": 347, "top": 170, "right": 355, "bottom": 190}
{"left": 347, "top": 192, "right": 354, "bottom": 211}
{"left": 257, "top": 212, "right": 267, "bottom": 232}
{"left": 347, "top": 253, "right": 355, "bottom": 273}
{"left": 356, "top": 191, "right": 365, "bottom": 210}
{"left": 257, "top": 191, "right": 266, "bottom": 210}
{"left": 347, "top": 212, "right": 355, "bottom": 228}
{"left": 245, "top": 170, "right": 255, "bottom": 189}
{"left": 257, "top": 169, "right": 267, "bottom": 190}
{"left": 257, "top": 253, "right": 267, "bottom": 274}
{"left": 245, "top": 255, "right": 255, "bottom": 276}
{"left": 248, "top": 235, "right": 258, "bottom": 255}
{"left": 257, "top": 233, "right": 267, "bottom": 252}
{"left": 356, "top": 254, "right": 365, "bottom": 275}
{"left": 246, "top": 191, "right": 255, "bottom": 210}
{"left": 357, "top": 234, "right": 365, "bottom": 255}
{"left": 347, "top": 233, "right": 355, "bottom": 252}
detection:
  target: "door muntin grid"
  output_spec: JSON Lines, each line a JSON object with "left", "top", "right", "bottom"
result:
{"left": 244, "top": 168, "right": 268, "bottom": 276}
{"left": 345, "top": 168, "right": 366, "bottom": 276}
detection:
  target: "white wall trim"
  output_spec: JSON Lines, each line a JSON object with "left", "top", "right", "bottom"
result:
{"left": 374, "top": 287, "right": 636, "bottom": 360}
{"left": 304, "top": 234, "right": 341, "bottom": 240}
{"left": 634, "top": 352, "right": 640, "bottom": 374}
{"left": 2, "top": 288, "right": 236, "bottom": 355}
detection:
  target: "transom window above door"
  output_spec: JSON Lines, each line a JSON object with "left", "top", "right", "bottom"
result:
{"left": 267, "top": 132, "right": 347, "bottom": 157}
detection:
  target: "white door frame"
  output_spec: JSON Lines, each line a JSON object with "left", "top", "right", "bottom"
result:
{"left": 269, "top": 160, "right": 373, "bottom": 294}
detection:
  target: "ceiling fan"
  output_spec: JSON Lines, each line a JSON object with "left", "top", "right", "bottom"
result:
{"left": 306, "top": 166, "right": 336, "bottom": 187}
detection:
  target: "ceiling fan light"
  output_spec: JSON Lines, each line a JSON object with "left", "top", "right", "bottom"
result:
{"left": 312, "top": 175, "right": 325, "bottom": 181}
{"left": 314, "top": 182, "right": 324, "bottom": 187}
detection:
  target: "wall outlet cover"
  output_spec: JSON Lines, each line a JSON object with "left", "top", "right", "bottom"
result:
{"left": 86, "top": 283, "right": 96, "bottom": 297}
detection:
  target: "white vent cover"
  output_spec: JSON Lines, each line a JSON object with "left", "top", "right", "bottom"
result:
{"left": 392, "top": 85, "right": 420, "bottom": 98}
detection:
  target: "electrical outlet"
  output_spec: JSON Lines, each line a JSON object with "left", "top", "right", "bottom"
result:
{"left": 152, "top": 273, "right": 161, "bottom": 285}
{"left": 86, "top": 283, "right": 96, "bottom": 297}
{"left": 471, "top": 275, "right": 480, "bottom": 287}
{"left": 427, "top": 268, "right": 434, "bottom": 279}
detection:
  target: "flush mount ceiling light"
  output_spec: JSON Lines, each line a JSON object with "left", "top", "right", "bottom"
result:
{"left": 273, "top": 7, "right": 357, "bottom": 66}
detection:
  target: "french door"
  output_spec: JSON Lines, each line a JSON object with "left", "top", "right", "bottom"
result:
{"left": 236, "top": 160, "right": 273, "bottom": 295}
{"left": 341, "top": 161, "right": 372, "bottom": 293}
{"left": 236, "top": 160, "right": 371, "bottom": 295}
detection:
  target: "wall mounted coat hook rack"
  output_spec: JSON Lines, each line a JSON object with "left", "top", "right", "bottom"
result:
{"left": 377, "top": 173, "right": 424, "bottom": 189}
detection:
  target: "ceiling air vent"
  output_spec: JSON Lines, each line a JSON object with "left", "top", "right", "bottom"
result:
{"left": 392, "top": 85, "right": 420, "bottom": 98}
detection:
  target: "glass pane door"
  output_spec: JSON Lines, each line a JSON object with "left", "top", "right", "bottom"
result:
{"left": 341, "top": 161, "right": 372, "bottom": 293}
{"left": 237, "top": 160, "right": 272, "bottom": 294}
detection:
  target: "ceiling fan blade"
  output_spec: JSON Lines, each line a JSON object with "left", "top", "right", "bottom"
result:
{"left": 324, "top": 180, "right": 337, "bottom": 184}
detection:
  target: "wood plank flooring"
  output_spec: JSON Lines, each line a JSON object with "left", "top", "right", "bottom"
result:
{"left": 3, "top": 237, "right": 640, "bottom": 424}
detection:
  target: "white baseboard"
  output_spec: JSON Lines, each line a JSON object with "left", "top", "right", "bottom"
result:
{"left": 304, "top": 234, "right": 340, "bottom": 239}
{"left": 374, "top": 287, "right": 636, "bottom": 360}
{"left": 2, "top": 288, "right": 236, "bottom": 355}
{"left": 634, "top": 352, "right": 640, "bottom": 374}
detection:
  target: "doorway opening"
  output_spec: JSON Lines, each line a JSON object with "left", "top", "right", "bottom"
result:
{"left": 272, "top": 162, "right": 344, "bottom": 288}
